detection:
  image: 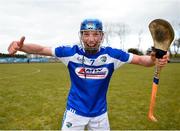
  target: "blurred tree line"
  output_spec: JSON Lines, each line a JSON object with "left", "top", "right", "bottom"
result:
{"left": 0, "top": 53, "right": 27, "bottom": 58}
{"left": 104, "top": 21, "right": 180, "bottom": 57}
{"left": 171, "top": 38, "right": 180, "bottom": 57}
{"left": 128, "top": 48, "right": 144, "bottom": 55}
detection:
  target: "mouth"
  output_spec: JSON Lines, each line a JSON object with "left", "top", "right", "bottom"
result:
{"left": 86, "top": 42, "right": 96, "bottom": 47}
{"left": 86, "top": 42, "right": 99, "bottom": 48}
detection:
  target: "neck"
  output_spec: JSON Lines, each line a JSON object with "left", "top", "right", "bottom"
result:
{"left": 85, "top": 49, "right": 98, "bottom": 55}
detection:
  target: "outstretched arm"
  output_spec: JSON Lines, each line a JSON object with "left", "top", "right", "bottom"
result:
{"left": 130, "top": 52, "right": 169, "bottom": 67}
{"left": 8, "top": 36, "right": 53, "bottom": 56}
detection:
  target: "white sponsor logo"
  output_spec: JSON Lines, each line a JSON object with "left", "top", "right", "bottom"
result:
{"left": 75, "top": 67, "right": 108, "bottom": 79}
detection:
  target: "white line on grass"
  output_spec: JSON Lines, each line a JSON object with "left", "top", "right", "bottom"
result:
{"left": 0, "top": 67, "right": 41, "bottom": 80}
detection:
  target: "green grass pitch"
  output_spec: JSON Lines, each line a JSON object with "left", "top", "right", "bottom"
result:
{"left": 0, "top": 63, "right": 179, "bottom": 130}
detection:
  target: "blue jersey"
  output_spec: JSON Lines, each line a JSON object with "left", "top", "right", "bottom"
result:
{"left": 52, "top": 45, "right": 133, "bottom": 117}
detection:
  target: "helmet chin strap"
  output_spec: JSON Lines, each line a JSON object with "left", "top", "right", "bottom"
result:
{"left": 84, "top": 46, "right": 99, "bottom": 55}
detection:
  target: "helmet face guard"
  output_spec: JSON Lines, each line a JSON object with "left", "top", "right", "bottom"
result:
{"left": 80, "top": 19, "right": 104, "bottom": 55}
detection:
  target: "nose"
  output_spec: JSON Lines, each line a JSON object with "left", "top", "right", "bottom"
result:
{"left": 88, "top": 34, "right": 95, "bottom": 42}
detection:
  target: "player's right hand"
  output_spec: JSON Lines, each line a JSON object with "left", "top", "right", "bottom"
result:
{"left": 8, "top": 36, "right": 25, "bottom": 55}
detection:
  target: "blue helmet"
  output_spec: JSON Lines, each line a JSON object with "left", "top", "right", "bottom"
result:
{"left": 80, "top": 19, "right": 103, "bottom": 31}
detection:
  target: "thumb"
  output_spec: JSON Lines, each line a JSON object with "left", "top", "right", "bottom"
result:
{"left": 150, "top": 51, "right": 156, "bottom": 62}
{"left": 17, "top": 36, "right": 25, "bottom": 48}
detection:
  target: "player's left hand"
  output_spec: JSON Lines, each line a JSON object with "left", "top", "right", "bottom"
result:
{"left": 150, "top": 52, "right": 169, "bottom": 68}
{"left": 156, "top": 53, "right": 169, "bottom": 68}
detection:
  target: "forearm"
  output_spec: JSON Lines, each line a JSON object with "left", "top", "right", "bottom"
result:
{"left": 139, "top": 55, "right": 155, "bottom": 67}
{"left": 131, "top": 54, "right": 155, "bottom": 67}
{"left": 20, "top": 44, "right": 52, "bottom": 56}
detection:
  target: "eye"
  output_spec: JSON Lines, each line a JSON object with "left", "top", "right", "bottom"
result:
{"left": 83, "top": 32, "right": 90, "bottom": 36}
{"left": 94, "top": 33, "right": 99, "bottom": 36}
{"left": 93, "top": 33, "right": 101, "bottom": 37}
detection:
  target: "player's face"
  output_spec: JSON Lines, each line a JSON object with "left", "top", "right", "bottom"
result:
{"left": 81, "top": 31, "right": 103, "bottom": 54}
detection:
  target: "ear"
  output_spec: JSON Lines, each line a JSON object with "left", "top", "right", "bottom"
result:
{"left": 79, "top": 31, "right": 83, "bottom": 39}
{"left": 101, "top": 32, "right": 105, "bottom": 41}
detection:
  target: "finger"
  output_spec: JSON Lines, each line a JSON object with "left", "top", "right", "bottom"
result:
{"left": 18, "top": 36, "right": 25, "bottom": 48}
{"left": 8, "top": 42, "right": 13, "bottom": 52}
{"left": 150, "top": 52, "right": 156, "bottom": 62}
{"left": 150, "top": 51, "right": 156, "bottom": 56}
{"left": 164, "top": 53, "right": 170, "bottom": 61}
{"left": 8, "top": 46, "right": 17, "bottom": 55}
{"left": 163, "top": 55, "right": 169, "bottom": 61}
{"left": 157, "top": 59, "right": 167, "bottom": 67}
{"left": 8, "top": 41, "right": 20, "bottom": 55}
{"left": 8, "top": 43, "right": 15, "bottom": 55}
{"left": 10, "top": 48, "right": 17, "bottom": 55}
{"left": 160, "top": 55, "right": 169, "bottom": 63}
